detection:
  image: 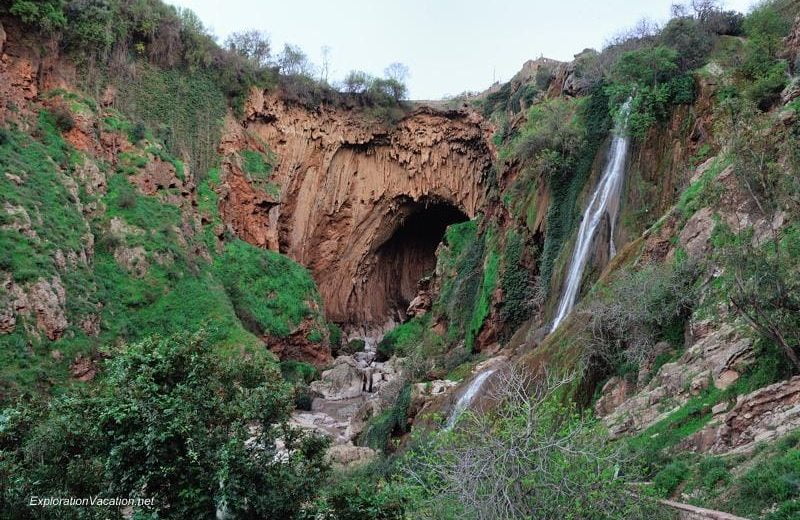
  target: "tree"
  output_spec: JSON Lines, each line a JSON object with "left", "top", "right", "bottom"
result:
{"left": 401, "top": 368, "right": 669, "bottom": 519}
{"left": 278, "top": 43, "right": 313, "bottom": 76}
{"left": 225, "top": 29, "right": 271, "bottom": 67}
{"left": 342, "top": 70, "right": 371, "bottom": 94}
{"left": 320, "top": 45, "right": 332, "bottom": 83}
{"left": 384, "top": 62, "right": 409, "bottom": 83}
{"left": 613, "top": 45, "right": 679, "bottom": 87}
{"left": 0, "top": 330, "right": 330, "bottom": 519}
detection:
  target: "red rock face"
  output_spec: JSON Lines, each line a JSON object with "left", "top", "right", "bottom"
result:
{"left": 220, "top": 92, "right": 495, "bottom": 326}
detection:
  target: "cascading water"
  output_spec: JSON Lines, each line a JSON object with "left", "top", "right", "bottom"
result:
{"left": 445, "top": 368, "right": 497, "bottom": 429}
{"left": 550, "top": 99, "right": 632, "bottom": 332}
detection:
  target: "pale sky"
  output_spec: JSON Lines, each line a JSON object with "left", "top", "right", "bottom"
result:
{"left": 168, "top": 0, "right": 755, "bottom": 99}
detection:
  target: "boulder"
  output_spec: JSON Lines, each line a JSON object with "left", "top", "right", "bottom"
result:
{"left": 327, "top": 445, "right": 376, "bottom": 469}
{"left": 310, "top": 357, "right": 364, "bottom": 400}
{"left": 595, "top": 377, "right": 632, "bottom": 417}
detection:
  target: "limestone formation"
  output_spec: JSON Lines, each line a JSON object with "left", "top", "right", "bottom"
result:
{"left": 220, "top": 92, "right": 494, "bottom": 325}
{"left": 600, "top": 318, "right": 753, "bottom": 438}
{"left": 680, "top": 376, "right": 800, "bottom": 455}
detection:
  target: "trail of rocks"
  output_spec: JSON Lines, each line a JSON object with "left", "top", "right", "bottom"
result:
{"left": 289, "top": 329, "right": 403, "bottom": 466}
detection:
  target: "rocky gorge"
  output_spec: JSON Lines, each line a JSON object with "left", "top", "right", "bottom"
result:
{"left": 2, "top": 1, "right": 800, "bottom": 518}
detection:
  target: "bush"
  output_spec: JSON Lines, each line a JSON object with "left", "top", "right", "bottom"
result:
{"left": 654, "top": 461, "right": 689, "bottom": 496}
{"left": 358, "top": 384, "right": 411, "bottom": 452}
{"left": 0, "top": 330, "right": 330, "bottom": 519}
{"left": 581, "top": 260, "right": 701, "bottom": 373}
{"left": 660, "top": 16, "right": 714, "bottom": 70}
{"left": 304, "top": 462, "right": 406, "bottom": 519}
{"left": 400, "top": 369, "right": 668, "bottom": 519}
{"left": 51, "top": 106, "right": 75, "bottom": 132}
{"left": 377, "top": 315, "right": 427, "bottom": 361}
{"left": 341, "top": 338, "right": 366, "bottom": 355}
{"left": 281, "top": 360, "right": 319, "bottom": 384}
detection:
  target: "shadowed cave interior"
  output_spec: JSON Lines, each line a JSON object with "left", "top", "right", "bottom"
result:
{"left": 372, "top": 198, "right": 469, "bottom": 321}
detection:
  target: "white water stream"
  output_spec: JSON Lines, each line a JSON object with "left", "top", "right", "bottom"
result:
{"left": 445, "top": 368, "right": 497, "bottom": 429}
{"left": 550, "top": 99, "right": 632, "bottom": 332}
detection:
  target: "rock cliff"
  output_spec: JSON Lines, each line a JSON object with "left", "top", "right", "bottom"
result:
{"left": 219, "top": 92, "right": 495, "bottom": 326}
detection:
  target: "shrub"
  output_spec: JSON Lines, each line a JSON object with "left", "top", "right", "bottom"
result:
{"left": 400, "top": 369, "right": 668, "bottom": 519}
{"left": 660, "top": 16, "right": 714, "bottom": 70}
{"left": 0, "top": 330, "right": 330, "bottom": 519}
{"left": 51, "top": 106, "right": 75, "bottom": 132}
{"left": 305, "top": 462, "right": 406, "bottom": 519}
{"left": 581, "top": 260, "right": 701, "bottom": 373}
{"left": 377, "top": 315, "right": 427, "bottom": 361}
{"left": 341, "top": 338, "right": 366, "bottom": 355}
{"left": 358, "top": 384, "right": 411, "bottom": 452}
{"left": 281, "top": 360, "right": 319, "bottom": 385}
{"left": 654, "top": 461, "right": 689, "bottom": 496}
{"left": 613, "top": 46, "right": 679, "bottom": 87}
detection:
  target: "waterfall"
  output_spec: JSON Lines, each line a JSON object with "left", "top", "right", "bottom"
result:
{"left": 445, "top": 368, "right": 497, "bottom": 429}
{"left": 551, "top": 99, "right": 632, "bottom": 332}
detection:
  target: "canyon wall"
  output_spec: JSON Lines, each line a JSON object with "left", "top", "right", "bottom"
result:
{"left": 219, "top": 92, "right": 495, "bottom": 326}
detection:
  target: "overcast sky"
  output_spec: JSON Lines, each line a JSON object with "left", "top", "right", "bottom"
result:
{"left": 168, "top": 0, "right": 756, "bottom": 99}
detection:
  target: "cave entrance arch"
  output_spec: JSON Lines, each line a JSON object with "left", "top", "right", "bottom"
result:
{"left": 369, "top": 196, "right": 469, "bottom": 323}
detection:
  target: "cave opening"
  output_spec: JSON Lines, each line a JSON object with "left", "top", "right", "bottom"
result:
{"left": 373, "top": 198, "right": 469, "bottom": 321}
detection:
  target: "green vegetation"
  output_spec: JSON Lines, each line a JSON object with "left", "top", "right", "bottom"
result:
{"left": 214, "top": 240, "right": 325, "bottom": 339}
{"left": 0, "top": 115, "right": 87, "bottom": 283}
{"left": 358, "top": 384, "right": 412, "bottom": 452}
{"left": 116, "top": 65, "right": 227, "bottom": 178}
{"left": 377, "top": 315, "right": 429, "bottom": 361}
{"left": 0, "top": 330, "right": 330, "bottom": 519}
{"left": 537, "top": 88, "right": 612, "bottom": 291}
{"left": 581, "top": 259, "right": 701, "bottom": 376}
{"left": 500, "top": 229, "right": 534, "bottom": 334}
{"left": 396, "top": 371, "right": 668, "bottom": 519}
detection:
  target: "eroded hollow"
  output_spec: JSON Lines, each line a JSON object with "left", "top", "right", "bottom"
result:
{"left": 371, "top": 197, "right": 469, "bottom": 321}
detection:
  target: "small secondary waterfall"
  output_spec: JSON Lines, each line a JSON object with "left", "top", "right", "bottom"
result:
{"left": 445, "top": 368, "right": 497, "bottom": 429}
{"left": 551, "top": 100, "right": 632, "bottom": 332}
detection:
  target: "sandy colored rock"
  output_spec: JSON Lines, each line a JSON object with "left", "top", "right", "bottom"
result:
{"left": 681, "top": 376, "right": 800, "bottom": 455}
{"left": 220, "top": 92, "right": 493, "bottom": 326}
{"left": 311, "top": 357, "right": 365, "bottom": 401}
{"left": 327, "top": 445, "right": 376, "bottom": 469}
{"left": 114, "top": 246, "right": 149, "bottom": 278}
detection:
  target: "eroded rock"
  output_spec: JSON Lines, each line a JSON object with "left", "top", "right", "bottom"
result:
{"left": 310, "top": 357, "right": 365, "bottom": 401}
{"left": 602, "top": 319, "right": 753, "bottom": 438}
{"left": 681, "top": 376, "right": 800, "bottom": 454}
{"left": 220, "top": 93, "right": 493, "bottom": 326}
